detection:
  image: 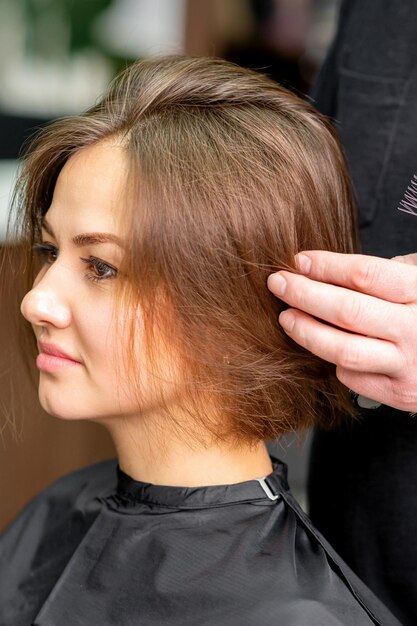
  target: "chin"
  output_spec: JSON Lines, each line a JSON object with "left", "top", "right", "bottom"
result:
{"left": 39, "top": 395, "right": 79, "bottom": 420}
{"left": 38, "top": 380, "right": 121, "bottom": 422}
{"left": 38, "top": 381, "right": 83, "bottom": 421}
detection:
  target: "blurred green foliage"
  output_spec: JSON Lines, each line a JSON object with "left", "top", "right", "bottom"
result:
{"left": 22, "top": 0, "right": 113, "bottom": 57}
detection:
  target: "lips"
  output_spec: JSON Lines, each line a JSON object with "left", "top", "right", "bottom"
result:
{"left": 37, "top": 341, "right": 82, "bottom": 373}
{"left": 38, "top": 341, "right": 80, "bottom": 362}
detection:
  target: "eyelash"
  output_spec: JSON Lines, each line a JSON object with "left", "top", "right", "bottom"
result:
{"left": 32, "top": 243, "right": 118, "bottom": 283}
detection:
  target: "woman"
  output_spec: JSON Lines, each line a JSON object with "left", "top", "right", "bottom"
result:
{"left": 0, "top": 56, "right": 399, "bottom": 625}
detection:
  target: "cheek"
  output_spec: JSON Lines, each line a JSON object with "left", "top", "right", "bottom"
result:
{"left": 97, "top": 307, "right": 145, "bottom": 384}
{"left": 113, "top": 307, "right": 173, "bottom": 407}
{"left": 76, "top": 300, "right": 123, "bottom": 379}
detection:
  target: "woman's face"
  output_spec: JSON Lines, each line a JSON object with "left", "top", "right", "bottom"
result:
{"left": 21, "top": 141, "right": 148, "bottom": 422}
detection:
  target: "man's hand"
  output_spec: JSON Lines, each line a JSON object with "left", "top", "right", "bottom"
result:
{"left": 267, "top": 251, "right": 417, "bottom": 412}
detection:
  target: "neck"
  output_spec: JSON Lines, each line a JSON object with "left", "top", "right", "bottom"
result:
{"left": 105, "top": 413, "right": 273, "bottom": 487}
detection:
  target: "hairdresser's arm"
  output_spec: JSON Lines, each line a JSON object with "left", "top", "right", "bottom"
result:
{"left": 267, "top": 251, "right": 417, "bottom": 412}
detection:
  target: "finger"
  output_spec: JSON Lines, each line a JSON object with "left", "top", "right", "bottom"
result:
{"left": 391, "top": 252, "right": 417, "bottom": 266}
{"left": 336, "top": 368, "right": 417, "bottom": 413}
{"left": 293, "top": 251, "right": 417, "bottom": 304}
{"left": 278, "top": 309, "right": 404, "bottom": 375}
{"left": 269, "top": 272, "right": 408, "bottom": 342}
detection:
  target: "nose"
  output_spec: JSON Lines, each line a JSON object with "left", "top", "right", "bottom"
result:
{"left": 21, "top": 273, "right": 72, "bottom": 329}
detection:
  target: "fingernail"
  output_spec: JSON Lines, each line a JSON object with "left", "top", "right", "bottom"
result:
{"left": 296, "top": 253, "right": 312, "bottom": 274}
{"left": 279, "top": 311, "right": 295, "bottom": 333}
{"left": 268, "top": 273, "right": 287, "bottom": 296}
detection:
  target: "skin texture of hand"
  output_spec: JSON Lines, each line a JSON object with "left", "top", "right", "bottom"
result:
{"left": 267, "top": 251, "right": 417, "bottom": 412}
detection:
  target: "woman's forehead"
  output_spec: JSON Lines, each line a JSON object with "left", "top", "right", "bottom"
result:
{"left": 45, "top": 142, "right": 130, "bottom": 236}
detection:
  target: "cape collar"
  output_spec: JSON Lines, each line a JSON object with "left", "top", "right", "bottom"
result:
{"left": 111, "top": 457, "right": 289, "bottom": 510}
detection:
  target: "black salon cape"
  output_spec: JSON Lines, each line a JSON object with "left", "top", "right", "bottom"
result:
{"left": 0, "top": 459, "right": 400, "bottom": 626}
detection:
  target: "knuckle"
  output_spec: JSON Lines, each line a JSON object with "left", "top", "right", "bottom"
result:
{"left": 336, "top": 296, "right": 364, "bottom": 330}
{"left": 336, "top": 342, "right": 362, "bottom": 370}
{"left": 392, "top": 253, "right": 417, "bottom": 267}
{"left": 408, "top": 253, "right": 417, "bottom": 266}
{"left": 350, "top": 259, "right": 380, "bottom": 292}
{"left": 288, "top": 277, "right": 314, "bottom": 310}
{"left": 410, "top": 276, "right": 417, "bottom": 300}
{"left": 391, "top": 307, "right": 417, "bottom": 343}
{"left": 386, "top": 315, "right": 405, "bottom": 343}
{"left": 400, "top": 272, "right": 417, "bottom": 301}
{"left": 390, "top": 380, "right": 417, "bottom": 412}
{"left": 392, "top": 341, "right": 417, "bottom": 378}
{"left": 395, "top": 345, "right": 410, "bottom": 372}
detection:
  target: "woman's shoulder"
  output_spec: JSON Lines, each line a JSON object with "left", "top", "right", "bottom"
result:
{"left": 33, "top": 458, "right": 118, "bottom": 502}
{"left": 0, "top": 459, "right": 117, "bottom": 561}
{"left": 12, "top": 458, "right": 116, "bottom": 517}
{"left": 0, "top": 459, "right": 117, "bottom": 623}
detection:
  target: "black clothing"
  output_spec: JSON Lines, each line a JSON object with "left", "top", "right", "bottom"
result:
{"left": 312, "top": 0, "right": 417, "bottom": 258}
{"left": 308, "top": 2, "right": 417, "bottom": 625}
{"left": 309, "top": 410, "right": 417, "bottom": 626}
{"left": 0, "top": 459, "right": 399, "bottom": 626}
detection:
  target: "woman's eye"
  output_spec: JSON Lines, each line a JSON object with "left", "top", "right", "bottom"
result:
{"left": 80, "top": 256, "right": 118, "bottom": 283}
{"left": 32, "top": 242, "right": 58, "bottom": 265}
{"left": 31, "top": 246, "right": 117, "bottom": 283}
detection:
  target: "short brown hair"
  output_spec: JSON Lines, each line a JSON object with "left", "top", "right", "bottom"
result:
{"left": 14, "top": 56, "right": 358, "bottom": 443}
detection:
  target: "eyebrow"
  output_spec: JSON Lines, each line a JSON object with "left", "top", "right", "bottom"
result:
{"left": 41, "top": 218, "right": 124, "bottom": 249}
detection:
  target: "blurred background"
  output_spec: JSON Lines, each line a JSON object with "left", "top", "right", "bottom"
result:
{"left": 0, "top": 0, "right": 342, "bottom": 530}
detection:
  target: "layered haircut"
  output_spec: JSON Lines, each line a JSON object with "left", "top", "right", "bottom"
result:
{"left": 13, "top": 56, "right": 358, "bottom": 443}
